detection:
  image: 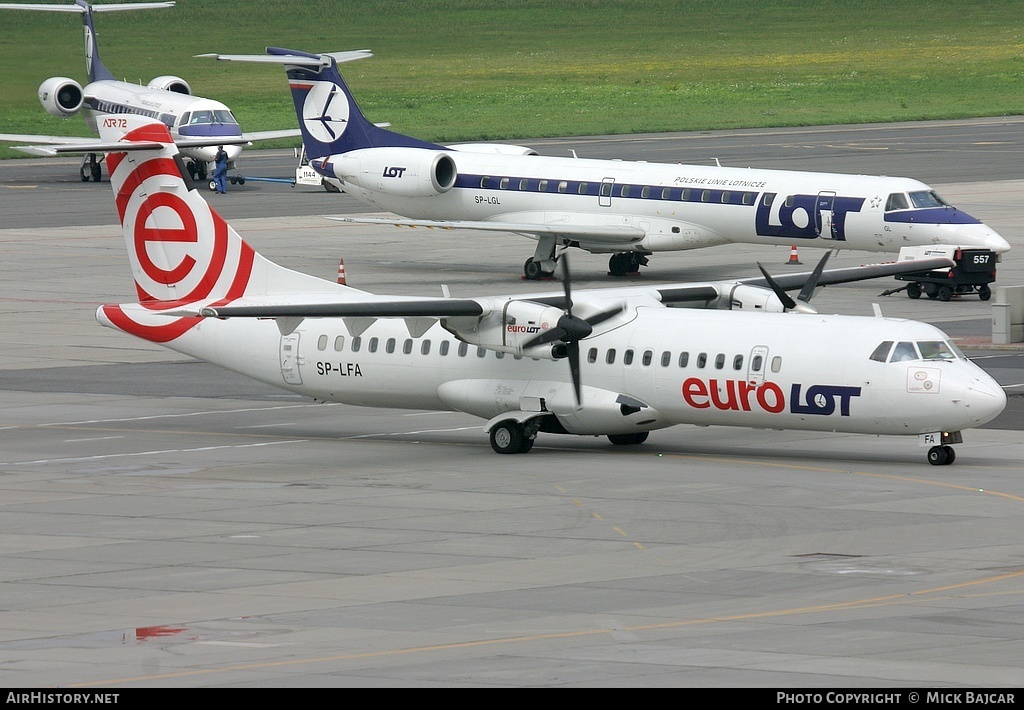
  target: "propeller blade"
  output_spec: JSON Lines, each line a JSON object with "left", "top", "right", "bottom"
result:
{"left": 567, "top": 340, "right": 582, "bottom": 405}
{"left": 585, "top": 303, "right": 624, "bottom": 327}
{"left": 797, "top": 250, "right": 832, "bottom": 304}
{"left": 756, "top": 263, "right": 798, "bottom": 311}
{"left": 561, "top": 254, "right": 573, "bottom": 315}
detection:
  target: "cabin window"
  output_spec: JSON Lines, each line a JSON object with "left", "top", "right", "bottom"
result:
{"left": 600, "top": 182, "right": 613, "bottom": 197}
{"left": 742, "top": 192, "right": 754, "bottom": 205}
{"left": 733, "top": 354, "right": 743, "bottom": 370}
{"left": 368, "top": 337, "right": 379, "bottom": 353}
{"left": 661, "top": 351, "right": 672, "bottom": 367}
{"left": 623, "top": 349, "right": 634, "bottom": 365}
{"left": 885, "top": 193, "right": 909, "bottom": 211}
{"left": 557, "top": 181, "right": 568, "bottom": 193}
{"left": 606, "top": 348, "right": 617, "bottom": 364}
{"left": 641, "top": 186, "right": 650, "bottom": 198}
{"left": 578, "top": 182, "right": 588, "bottom": 195}
{"left": 538, "top": 179, "right": 548, "bottom": 191}
{"left": 891, "top": 341, "right": 919, "bottom": 362}
{"left": 403, "top": 339, "right": 413, "bottom": 354}
{"left": 678, "top": 352, "right": 689, "bottom": 368}
{"left": 721, "top": 191, "right": 730, "bottom": 203}
{"left": 458, "top": 342, "right": 469, "bottom": 356}
{"left": 642, "top": 350, "right": 653, "bottom": 366}
{"left": 701, "top": 190, "right": 711, "bottom": 202}
{"left": 317, "top": 334, "right": 328, "bottom": 350}
{"left": 771, "top": 356, "right": 782, "bottom": 373}
{"left": 869, "top": 341, "right": 893, "bottom": 362}
{"left": 762, "top": 193, "right": 774, "bottom": 207}
{"left": 385, "top": 338, "right": 396, "bottom": 354}
{"left": 480, "top": 176, "right": 490, "bottom": 188}
{"left": 499, "top": 177, "right": 509, "bottom": 189}
{"left": 588, "top": 348, "right": 598, "bottom": 364}
{"left": 751, "top": 354, "right": 763, "bottom": 372}
{"left": 661, "top": 188, "right": 671, "bottom": 200}
{"left": 519, "top": 179, "right": 529, "bottom": 190}
{"left": 785, "top": 195, "right": 795, "bottom": 207}
{"left": 334, "top": 336, "right": 345, "bottom": 352}
{"left": 440, "top": 341, "right": 450, "bottom": 356}
{"left": 477, "top": 347, "right": 487, "bottom": 358}
{"left": 495, "top": 351, "right": 505, "bottom": 359}
{"left": 351, "top": 337, "right": 361, "bottom": 352}
{"left": 909, "top": 190, "right": 948, "bottom": 208}
{"left": 421, "top": 340, "right": 431, "bottom": 355}
{"left": 714, "top": 353, "right": 725, "bottom": 369}
{"left": 697, "top": 353, "right": 707, "bottom": 368}
{"left": 620, "top": 185, "right": 631, "bottom": 198}
{"left": 681, "top": 188, "right": 691, "bottom": 201}
{"left": 918, "top": 340, "right": 958, "bottom": 360}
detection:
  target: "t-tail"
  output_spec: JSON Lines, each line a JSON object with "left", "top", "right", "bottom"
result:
{"left": 95, "top": 114, "right": 355, "bottom": 343}
{"left": 205, "top": 47, "right": 443, "bottom": 160}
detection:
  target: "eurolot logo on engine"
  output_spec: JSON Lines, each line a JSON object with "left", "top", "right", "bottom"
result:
{"left": 682, "top": 377, "right": 862, "bottom": 416}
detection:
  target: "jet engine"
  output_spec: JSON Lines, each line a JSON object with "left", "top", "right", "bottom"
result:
{"left": 37, "top": 77, "right": 84, "bottom": 118}
{"left": 331, "top": 147, "right": 457, "bottom": 197}
{"left": 147, "top": 75, "right": 192, "bottom": 95}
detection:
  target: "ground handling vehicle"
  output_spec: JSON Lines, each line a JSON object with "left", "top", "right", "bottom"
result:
{"left": 883, "top": 246, "right": 998, "bottom": 302}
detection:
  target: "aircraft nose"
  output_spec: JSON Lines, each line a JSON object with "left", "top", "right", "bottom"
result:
{"left": 962, "top": 375, "right": 1007, "bottom": 425}
{"left": 981, "top": 230, "right": 1011, "bottom": 254}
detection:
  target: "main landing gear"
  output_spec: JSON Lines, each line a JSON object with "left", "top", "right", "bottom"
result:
{"left": 186, "top": 159, "right": 208, "bottom": 183}
{"left": 80, "top": 153, "right": 102, "bottom": 182}
{"left": 489, "top": 419, "right": 536, "bottom": 454}
{"left": 607, "top": 252, "right": 649, "bottom": 277}
{"left": 927, "top": 445, "right": 956, "bottom": 466}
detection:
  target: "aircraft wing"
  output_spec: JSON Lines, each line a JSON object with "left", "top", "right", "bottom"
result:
{"left": 241, "top": 129, "right": 302, "bottom": 143}
{"left": 328, "top": 216, "right": 646, "bottom": 245}
{"left": 0, "top": 134, "right": 102, "bottom": 156}
{"left": 738, "top": 257, "right": 956, "bottom": 290}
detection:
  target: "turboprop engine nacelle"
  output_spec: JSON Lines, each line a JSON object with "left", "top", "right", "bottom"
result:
{"left": 443, "top": 299, "right": 568, "bottom": 359}
{"left": 38, "top": 77, "right": 84, "bottom": 118}
{"left": 147, "top": 75, "right": 192, "bottom": 95}
{"left": 331, "top": 147, "right": 457, "bottom": 197}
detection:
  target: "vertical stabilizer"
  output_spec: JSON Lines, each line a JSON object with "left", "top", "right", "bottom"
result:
{"left": 96, "top": 115, "right": 355, "bottom": 342}
{"left": 266, "top": 47, "right": 443, "bottom": 159}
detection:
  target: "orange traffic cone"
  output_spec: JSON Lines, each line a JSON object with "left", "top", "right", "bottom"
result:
{"left": 786, "top": 246, "right": 802, "bottom": 265}
{"left": 337, "top": 259, "right": 347, "bottom": 285}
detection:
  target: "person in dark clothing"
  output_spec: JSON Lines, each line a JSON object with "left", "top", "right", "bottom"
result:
{"left": 213, "top": 146, "right": 228, "bottom": 193}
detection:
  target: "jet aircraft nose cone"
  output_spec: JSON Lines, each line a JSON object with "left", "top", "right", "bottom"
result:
{"left": 963, "top": 376, "right": 1007, "bottom": 425}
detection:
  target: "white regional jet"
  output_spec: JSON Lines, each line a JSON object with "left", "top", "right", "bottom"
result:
{"left": 203, "top": 47, "right": 1011, "bottom": 279}
{"left": 93, "top": 114, "right": 1006, "bottom": 465}
{"left": 0, "top": 1, "right": 299, "bottom": 185}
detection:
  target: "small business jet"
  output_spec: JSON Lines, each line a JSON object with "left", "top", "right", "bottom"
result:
{"left": 0, "top": 1, "right": 300, "bottom": 185}
{"left": 92, "top": 115, "right": 1006, "bottom": 465}
{"left": 203, "top": 47, "right": 1010, "bottom": 279}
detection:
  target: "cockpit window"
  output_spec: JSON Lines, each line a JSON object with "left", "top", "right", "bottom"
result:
{"left": 214, "top": 110, "right": 238, "bottom": 124}
{"left": 917, "top": 340, "right": 958, "bottom": 360}
{"left": 890, "top": 341, "right": 919, "bottom": 362}
{"left": 885, "top": 193, "right": 909, "bottom": 211}
{"left": 188, "top": 110, "right": 213, "bottom": 125}
{"left": 908, "top": 190, "right": 949, "bottom": 209}
{"left": 869, "top": 341, "right": 893, "bottom": 362}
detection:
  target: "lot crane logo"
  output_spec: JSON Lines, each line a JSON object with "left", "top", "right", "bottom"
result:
{"left": 297, "top": 80, "right": 351, "bottom": 144}
{"left": 101, "top": 138, "right": 254, "bottom": 342}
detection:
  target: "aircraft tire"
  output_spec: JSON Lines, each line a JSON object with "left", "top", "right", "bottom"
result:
{"left": 523, "top": 258, "right": 549, "bottom": 280}
{"left": 608, "top": 253, "right": 629, "bottom": 276}
{"left": 607, "top": 432, "right": 650, "bottom": 446}
{"left": 80, "top": 165, "right": 90, "bottom": 182}
{"left": 942, "top": 445, "right": 956, "bottom": 464}
{"left": 91, "top": 163, "right": 102, "bottom": 182}
{"left": 490, "top": 419, "right": 531, "bottom": 454}
{"left": 927, "top": 445, "right": 949, "bottom": 466}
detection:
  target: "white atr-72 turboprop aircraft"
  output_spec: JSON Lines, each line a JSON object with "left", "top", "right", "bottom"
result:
{"left": 0, "top": 1, "right": 299, "bottom": 185}
{"left": 204, "top": 47, "right": 1010, "bottom": 279}
{"left": 94, "top": 115, "right": 1006, "bottom": 465}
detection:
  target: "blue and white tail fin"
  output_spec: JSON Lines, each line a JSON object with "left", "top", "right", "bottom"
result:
{"left": 95, "top": 114, "right": 355, "bottom": 343}
{"left": 204, "top": 47, "right": 444, "bottom": 159}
